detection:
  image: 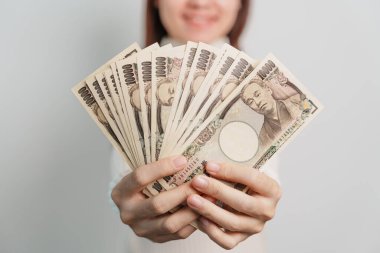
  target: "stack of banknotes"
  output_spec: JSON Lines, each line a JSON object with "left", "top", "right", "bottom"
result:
{"left": 72, "top": 42, "right": 322, "bottom": 197}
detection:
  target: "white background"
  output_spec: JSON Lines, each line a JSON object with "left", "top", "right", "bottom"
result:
{"left": 1, "top": 0, "right": 379, "bottom": 252}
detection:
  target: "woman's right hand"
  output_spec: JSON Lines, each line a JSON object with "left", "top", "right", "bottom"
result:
{"left": 111, "top": 155, "right": 199, "bottom": 243}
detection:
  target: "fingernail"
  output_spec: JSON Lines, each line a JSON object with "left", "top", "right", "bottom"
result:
{"left": 173, "top": 156, "right": 187, "bottom": 168}
{"left": 188, "top": 195, "right": 203, "bottom": 208}
{"left": 199, "top": 217, "right": 209, "bottom": 226}
{"left": 193, "top": 176, "right": 208, "bottom": 189}
{"left": 206, "top": 162, "right": 220, "bottom": 174}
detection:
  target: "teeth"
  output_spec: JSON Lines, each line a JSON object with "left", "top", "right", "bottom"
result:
{"left": 190, "top": 16, "right": 208, "bottom": 24}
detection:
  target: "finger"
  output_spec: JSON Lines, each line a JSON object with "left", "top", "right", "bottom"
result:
{"left": 187, "top": 194, "right": 264, "bottom": 234}
{"left": 198, "top": 217, "right": 249, "bottom": 250}
{"left": 118, "top": 155, "right": 187, "bottom": 193}
{"left": 191, "top": 175, "right": 272, "bottom": 219}
{"left": 205, "top": 162, "right": 281, "bottom": 198}
{"left": 150, "top": 225, "right": 196, "bottom": 242}
{"left": 175, "top": 224, "right": 197, "bottom": 239}
{"left": 129, "top": 182, "right": 197, "bottom": 219}
{"left": 133, "top": 207, "right": 199, "bottom": 236}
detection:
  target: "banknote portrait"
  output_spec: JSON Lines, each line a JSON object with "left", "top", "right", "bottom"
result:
{"left": 240, "top": 77, "right": 304, "bottom": 149}
{"left": 93, "top": 103, "right": 119, "bottom": 143}
{"left": 129, "top": 83, "right": 144, "bottom": 138}
{"left": 156, "top": 77, "right": 176, "bottom": 134}
{"left": 144, "top": 81, "right": 152, "bottom": 128}
{"left": 183, "top": 72, "right": 206, "bottom": 114}
{"left": 154, "top": 56, "right": 182, "bottom": 135}
{"left": 78, "top": 84, "right": 119, "bottom": 143}
{"left": 91, "top": 79, "right": 116, "bottom": 121}
{"left": 203, "top": 77, "right": 240, "bottom": 119}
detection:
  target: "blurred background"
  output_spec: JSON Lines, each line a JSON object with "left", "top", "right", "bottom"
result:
{"left": 1, "top": 0, "right": 379, "bottom": 252}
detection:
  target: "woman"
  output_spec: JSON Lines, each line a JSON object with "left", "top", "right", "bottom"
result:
{"left": 110, "top": 0, "right": 281, "bottom": 251}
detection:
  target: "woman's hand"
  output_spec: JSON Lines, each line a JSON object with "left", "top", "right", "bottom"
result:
{"left": 187, "top": 162, "right": 282, "bottom": 250}
{"left": 111, "top": 156, "right": 199, "bottom": 243}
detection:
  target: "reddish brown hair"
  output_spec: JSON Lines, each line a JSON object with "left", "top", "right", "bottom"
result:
{"left": 145, "top": 0, "right": 251, "bottom": 49}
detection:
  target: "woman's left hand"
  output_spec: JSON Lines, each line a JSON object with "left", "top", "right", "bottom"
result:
{"left": 186, "top": 162, "right": 282, "bottom": 250}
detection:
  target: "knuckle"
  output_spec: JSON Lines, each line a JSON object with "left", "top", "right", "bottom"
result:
{"left": 150, "top": 197, "right": 167, "bottom": 215}
{"left": 240, "top": 198, "right": 255, "bottom": 215}
{"left": 220, "top": 163, "right": 231, "bottom": 179}
{"left": 120, "top": 211, "right": 133, "bottom": 225}
{"left": 183, "top": 183, "right": 197, "bottom": 197}
{"left": 227, "top": 219, "right": 241, "bottom": 232}
{"left": 176, "top": 230, "right": 190, "bottom": 239}
{"left": 251, "top": 170, "right": 266, "bottom": 185}
{"left": 247, "top": 220, "right": 265, "bottom": 234}
{"left": 131, "top": 170, "right": 147, "bottom": 187}
{"left": 162, "top": 218, "right": 179, "bottom": 234}
{"left": 253, "top": 223, "right": 264, "bottom": 234}
{"left": 162, "top": 157, "right": 177, "bottom": 173}
{"left": 273, "top": 183, "right": 282, "bottom": 200}
{"left": 111, "top": 189, "right": 120, "bottom": 206}
{"left": 209, "top": 180, "right": 221, "bottom": 196}
{"left": 260, "top": 199, "right": 276, "bottom": 220}
{"left": 222, "top": 239, "right": 238, "bottom": 250}
{"left": 132, "top": 227, "right": 146, "bottom": 238}
{"left": 153, "top": 157, "right": 177, "bottom": 178}
{"left": 151, "top": 237, "right": 167, "bottom": 243}
{"left": 263, "top": 208, "right": 276, "bottom": 220}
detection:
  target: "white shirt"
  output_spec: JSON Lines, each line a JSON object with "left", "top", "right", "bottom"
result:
{"left": 108, "top": 37, "right": 280, "bottom": 252}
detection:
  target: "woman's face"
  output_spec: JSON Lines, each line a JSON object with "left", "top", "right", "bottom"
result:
{"left": 157, "top": 0, "right": 241, "bottom": 43}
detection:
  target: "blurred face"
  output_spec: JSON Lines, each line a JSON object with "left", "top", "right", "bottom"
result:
{"left": 131, "top": 86, "right": 141, "bottom": 111}
{"left": 191, "top": 74, "right": 205, "bottom": 95}
{"left": 242, "top": 82, "right": 276, "bottom": 116}
{"left": 157, "top": 0, "right": 241, "bottom": 43}
{"left": 157, "top": 80, "right": 175, "bottom": 106}
{"left": 220, "top": 81, "right": 238, "bottom": 101}
{"left": 145, "top": 83, "right": 152, "bottom": 106}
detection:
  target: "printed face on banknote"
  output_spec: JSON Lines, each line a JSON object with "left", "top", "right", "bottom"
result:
{"left": 240, "top": 76, "right": 304, "bottom": 149}
{"left": 145, "top": 83, "right": 152, "bottom": 106}
{"left": 241, "top": 79, "right": 277, "bottom": 116}
{"left": 130, "top": 84, "right": 142, "bottom": 111}
{"left": 190, "top": 73, "right": 206, "bottom": 96}
{"left": 94, "top": 104, "right": 107, "bottom": 125}
{"left": 157, "top": 78, "right": 175, "bottom": 106}
{"left": 220, "top": 79, "right": 239, "bottom": 101}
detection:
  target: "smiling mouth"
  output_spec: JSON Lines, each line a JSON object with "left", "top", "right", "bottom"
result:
{"left": 183, "top": 14, "right": 217, "bottom": 28}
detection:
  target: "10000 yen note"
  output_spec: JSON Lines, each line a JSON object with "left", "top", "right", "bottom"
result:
{"left": 159, "top": 41, "right": 198, "bottom": 157}
{"left": 151, "top": 45, "right": 185, "bottom": 161}
{"left": 118, "top": 42, "right": 159, "bottom": 165}
{"left": 173, "top": 52, "right": 258, "bottom": 153}
{"left": 110, "top": 62, "right": 141, "bottom": 163}
{"left": 95, "top": 73, "right": 130, "bottom": 146}
{"left": 103, "top": 68, "right": 139, "bottom": 162}
{"left": 116, "top": 56, "right": 147, "bottom": 166}
{"left": 136, "top": 50, "right": 155, "bottom": 164}
{"left": 72, "top": 83, "right": 134, "bottom": 168}
{"left": 86, "top": 76, "right": 139, "bottom": 167}
{"left": 72, "top": 43, "right": 140, "bottom": 168}
{"left": 173, "top": 44, "right": 240, "bottom": 147}
{"left": 116, "top": 44, "right": 170, "bottom": 196}
{"left": 158, "top": 54, "right": 322, "bottom": 191}
{"left": 166, "top": 43, "right": 221, "bottom": 153}
{"left": 137, "top": 44, "right": 172, "bottom": 163}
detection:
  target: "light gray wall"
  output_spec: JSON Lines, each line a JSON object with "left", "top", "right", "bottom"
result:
{"left": 0, "top": 0, "right": 379, "bottom": 252}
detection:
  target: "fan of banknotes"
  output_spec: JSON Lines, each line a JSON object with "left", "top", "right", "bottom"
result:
{"left": 72, "top": 41, "right": 322, "bottom": 197}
